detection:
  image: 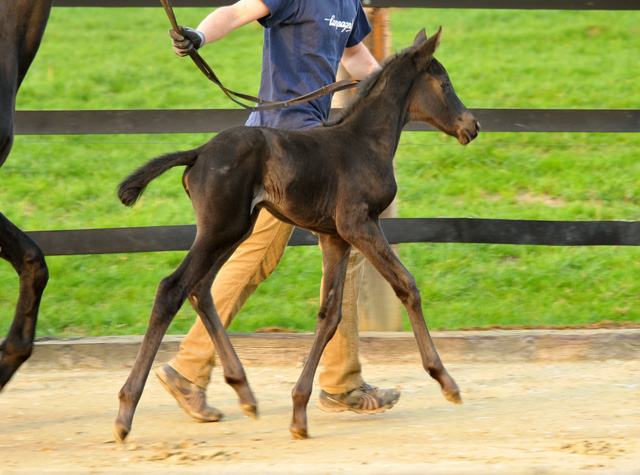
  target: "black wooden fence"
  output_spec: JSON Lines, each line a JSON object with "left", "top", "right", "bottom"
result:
{"left": 48, "top": 0, "right": 638, "bottom": 9}
{"left": 17, "top": 0, "right": 640, "bottom": 256}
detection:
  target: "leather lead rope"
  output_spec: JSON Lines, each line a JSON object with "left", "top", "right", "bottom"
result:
{"left": 160, "top": 0, "right": 360, "bottom": 112}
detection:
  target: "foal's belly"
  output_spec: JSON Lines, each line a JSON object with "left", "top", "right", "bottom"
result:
{"left": 260, "top": 202, "right": 339, "bottom": 236}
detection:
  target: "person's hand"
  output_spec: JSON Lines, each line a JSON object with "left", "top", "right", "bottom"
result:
{"left": 169, "top": 27, "right": 205, "bottom": 56}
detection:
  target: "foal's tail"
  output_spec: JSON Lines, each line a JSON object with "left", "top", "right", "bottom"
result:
{"left": 118, "top": 149, "right": 199, "bottom": 207}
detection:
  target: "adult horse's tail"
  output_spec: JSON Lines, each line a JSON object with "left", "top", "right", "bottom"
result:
{"left": 118, "top": 149, "right": 199, "bottom": 207}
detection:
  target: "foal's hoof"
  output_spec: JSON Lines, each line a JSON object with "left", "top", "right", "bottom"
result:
{"left": 443, "top": 388, "right": 463, "bottom": 405}
{"left": 290, "top": 426, "right": 309, "bottom": 440}
{"left": 241, "top": 403, "right": 259, "bottom": 420}
{"left": 113, "top": 422, "right": 130, "bottom": 444}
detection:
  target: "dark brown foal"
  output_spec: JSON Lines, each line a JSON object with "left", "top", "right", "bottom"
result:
{"left": 115, "top": 27, "right": 479, "bottom": 442}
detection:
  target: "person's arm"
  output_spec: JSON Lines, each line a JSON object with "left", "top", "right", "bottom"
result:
{"left": 197, "top": 0, "right": 270, "bottom": 44}
{"left": 170, "top": 0, "right": 270, "bottom": 55}
{"left": 340, "top": 42, "right": 380, "bottom": 80}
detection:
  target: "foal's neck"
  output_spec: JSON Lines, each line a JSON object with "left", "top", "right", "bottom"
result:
{"left": 340, "top": 57, "right": 417, "bottom": 160}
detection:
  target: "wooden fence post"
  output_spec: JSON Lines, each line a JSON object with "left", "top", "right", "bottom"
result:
{"left": 333, "top": 7, "right": 404, "bottom": 331}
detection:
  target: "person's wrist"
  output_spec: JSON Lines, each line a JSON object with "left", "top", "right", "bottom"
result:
{"left": 180, "top": 26, "right": 206, "bottom": 50}
{"left": 195, "top": 30, "right": 206, "bottom": 48}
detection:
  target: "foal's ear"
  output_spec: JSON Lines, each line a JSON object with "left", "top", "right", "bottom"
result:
{"left": 414, "top": 26, "right": 442, "bottom": 67}
{"left": 424, "top": 26, "right": 442, "bottom": 55}
{"left": 413, "top": 28, "right": 428, "bottom": 46}
{"left": 414, "top": 27, "right": 442, "bottom": 68}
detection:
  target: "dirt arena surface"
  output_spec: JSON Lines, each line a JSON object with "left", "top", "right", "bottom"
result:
{"left": 1, "top": 356, "right": 638, "bottom": 474}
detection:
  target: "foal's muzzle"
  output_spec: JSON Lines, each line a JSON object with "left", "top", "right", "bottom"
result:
{"left": 456, "top": 112, "right": 480, "bottom": 145}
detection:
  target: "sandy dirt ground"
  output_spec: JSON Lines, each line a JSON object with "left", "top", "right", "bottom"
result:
{"left": 1, "top": 359, "right": 638, "bottom": 474}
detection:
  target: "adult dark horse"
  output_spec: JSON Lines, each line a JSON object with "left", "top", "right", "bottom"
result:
{"left": 0, "top": 0, "right": 53, "bottom": 390}
{"left": 115, "top": 27, "right": 479, "bottom": 442}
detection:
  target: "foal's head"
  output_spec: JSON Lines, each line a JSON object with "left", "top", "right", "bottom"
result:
{"left": 407, "top": 27, "right": 479, "bottom": 145}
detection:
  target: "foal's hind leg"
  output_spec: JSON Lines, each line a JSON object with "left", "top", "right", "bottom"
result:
{"left": 345, "top": 220, "right": 461, "bottom": 404}
{"left": 186, "top": 267, "right": 258, "bottom": 419}
{"left": 114, "top": 260, "right": 196, "bottom": 442}
{"left": 290, "top": 234, "right": 352, "bottom": 439}
{"left": 0, "top": 214, "right": 48, "bottom": 390}
{"left": 114, "top": 239, "right": 239, "bottom": 442}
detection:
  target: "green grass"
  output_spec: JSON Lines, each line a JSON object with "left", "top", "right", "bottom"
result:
{"left": 1, "top": 8, "right": 639, "bottom": 336}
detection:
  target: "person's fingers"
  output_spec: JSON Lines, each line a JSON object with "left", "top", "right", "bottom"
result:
{"left": 168, "top": 29, "right": 185, "bottom": 41}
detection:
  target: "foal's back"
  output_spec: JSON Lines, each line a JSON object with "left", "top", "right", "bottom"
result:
{"left": 185, "top": 123, "right": 390, "bottom": 236}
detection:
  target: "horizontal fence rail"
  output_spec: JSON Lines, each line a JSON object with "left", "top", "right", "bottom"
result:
{"left": 51, "top": 0, "right": 639, "bottom": 10}
{"left": 15, "top": 2, "right": 640, "bottom": 258}
{"left": 14, "top": 109, "right": 640, "bottom": 135}
{"left": 26, "top": 219, "right": 640, "bottom": 256}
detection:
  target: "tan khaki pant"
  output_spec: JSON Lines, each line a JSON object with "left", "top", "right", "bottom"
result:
{"left": 170, "top": 209, "right": 366, "bottom": 394}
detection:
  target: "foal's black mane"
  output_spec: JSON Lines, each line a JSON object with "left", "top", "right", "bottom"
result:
{"left": 325, "top": 47, "right": 416, "bottom": 128}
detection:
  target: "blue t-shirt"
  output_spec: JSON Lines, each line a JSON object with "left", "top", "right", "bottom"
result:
{"left": 245, "top": 0, "right": 371, "bottom": 130}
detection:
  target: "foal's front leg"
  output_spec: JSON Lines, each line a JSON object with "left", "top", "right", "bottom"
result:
{"left": 290, "top": 234, "right": 352, "bottom": 439}
{"left": 347, "top": 220, "right": 461, "bottom": 405}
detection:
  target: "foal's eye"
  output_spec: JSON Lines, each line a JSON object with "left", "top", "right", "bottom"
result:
{"left": 440, "top": 82, "right": 449, "bottom": 91}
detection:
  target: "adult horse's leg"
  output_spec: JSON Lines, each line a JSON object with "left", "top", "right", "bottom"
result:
{"left": 0, "top": 0, "right": 52, "bottom": 390}
{"left": 0, "top": 215, "right": 48, "bottom": 390}
{"left": 345, "top": 219, "right": 461, "bottom": 404}
{"left": 186, "top": 265, "right": 258, "bottom": 419}
{"left": 290, "top": 234, "right": 352, "bottom": 439}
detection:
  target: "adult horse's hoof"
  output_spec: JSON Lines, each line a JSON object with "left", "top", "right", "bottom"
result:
{"left": 241, "top": 403, "right": 259, "bottom": 420}
{"left": 113, "top": 422, "right": 130, "bottom": 444}
{"left": 443, "top": 388, "right": 463, "bottom": 405}
{"left": 290, "top": 426, "right": 308, "bottom": 440}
